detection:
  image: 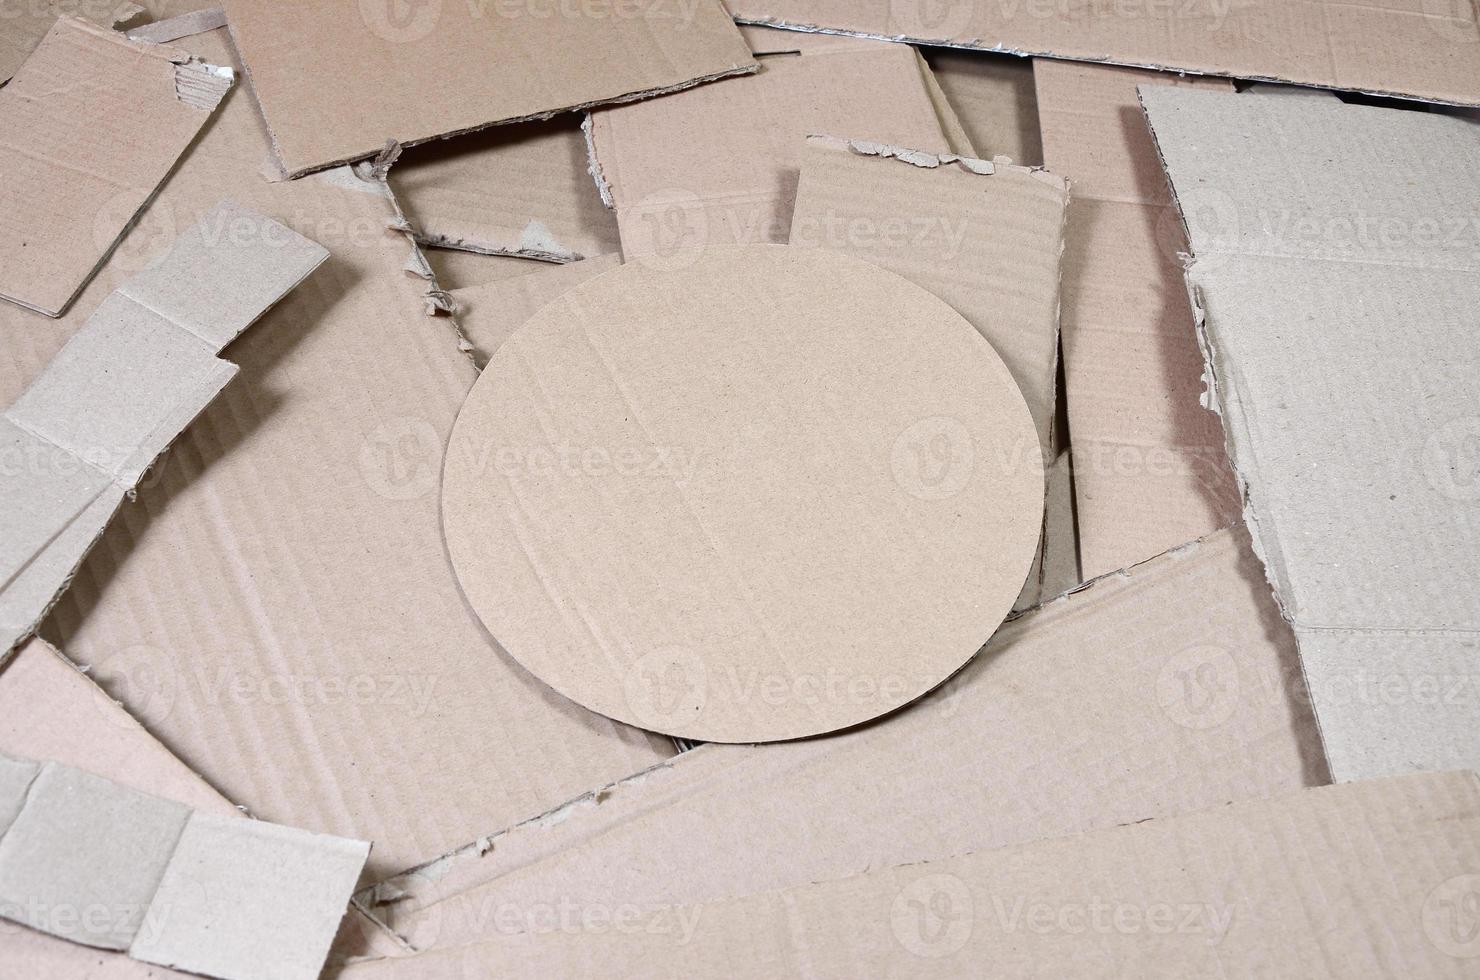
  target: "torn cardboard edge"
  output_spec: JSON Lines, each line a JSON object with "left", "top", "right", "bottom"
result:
{"left": 0, "top": 751, "right": 370, "bottom": 980}
{"left": 0, "top": 201, "right": 328, "bottom": 660}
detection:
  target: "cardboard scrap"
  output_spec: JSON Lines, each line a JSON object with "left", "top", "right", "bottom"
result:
{"left": 0, "top": 752, "right": 369, "bottom": 980}
{"left": 221, "top": 0, "right": 757, "bottom": 178}
{"left": 1140, "top": 86, "right": 1480, "bottom": 785}
{"left": 726, "top": 0, "right": 1480, "bottom": 106}
{"left": 0, "top": 15, "right": 233, "bottom": 317}
{"left": 361, "top": 526, "right": 1323, "bottom": 951}
{"left": 442, "top": 244, "right": 1044, "bottom": 742}
{"left": 925, "top": 50, "right": 1041, "bottom": 167}
{"left": 0, "top": 200, "right": 328, "bottom": 659}
{"left": 586, "top": 41, "right": 949, "bottom": 258}
{"left": 26, "top": 24, "right": 676, "bottom": 883}
{"left": 0, "top": 0, "right": 141, "bottom": 83}
{"left": 1036, "top": 60, "right": 1240, "bottom": 581}
{"left": 451, "top": 253, "right": 623, "bottom": 367}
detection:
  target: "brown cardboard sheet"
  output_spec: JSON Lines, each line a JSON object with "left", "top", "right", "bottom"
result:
{"left": 0, "top": 0, "right": 141, "bottom": 83}
{"left": 726, "top": 0, "right": 1480, "bottom": 106}
{"left": 220, "top": 0, "right": 757, "bottom": 178}
{"left": 451, "top": 254, "right": 623, "bottom": 367}
{"left": 788, "top": 136, "right": 1067, "bottom": 606}
{"left": 924, "top": 50, "right": 1041, "bottom": 166}
{"left": 347, "top": 770, "right": 1480, "bottom": 977}
{"left": 358, "top": 526, "right": 1325, "bottom": 952}
{"left": 1140, "top": 86, "right": 1480, "bottom": 785}
{"left": 442, "top": 244, "right": 1043, "bottom": 742}
{"left": 586, "top": 42, "right": 949, "bottom": 258}
{"left": 8, "top": 25, "right": 675, "bottom": 882}
{"left": 1035, "top": 60, "right": 1240, "bottom": 581}
{"left": 0, "top": 200, "right": 328, "bottom": 659}
{"left": 0, "top": 15, "right": 232, "bottom": 317}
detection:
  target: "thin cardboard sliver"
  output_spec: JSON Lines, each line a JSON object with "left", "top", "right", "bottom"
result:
{"left": 0, "top": 200, "right": 328, "bottom": 660}
{"left": 0, "top": 16, "right": 233, "bottom": 318}
{"left": 442, "top": 244, "right": 1043, "bottom": 742}
{"left": 1139, "top": 86, "right": 1480, "bottom": 785}
{"left": 221, "top": 0, "right": 757, "bottom": 178}
{"left": 727, "top": 0, "right": 1480, "bottom": 106}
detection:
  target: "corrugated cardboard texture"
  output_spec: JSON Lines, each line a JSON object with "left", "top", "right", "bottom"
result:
{"left": 389, "top": 116, "right": 621, "bottom": 262}
{"left": 442, "top": 244, "right": 1043, "bottom": 742}
{"left": 0, "top": 16, "right": 231, "bottom": 317}
{"left": 17, "top": 26, "right": 675, "bottom": 881}
{"left": 0, "top": 0, "right": 141, "bottom": 83}
{"left": 352, "top": 769, "right": 1474, "bottom": 978}
{"left": 587, "top": 43, "right": 949, "bottom": 258}
{"left": 789, "top": 136, "right": 1067, "bottom": 606}
{"left": 362, "top": 526, "right": 1324, "bottom": 952}
{"left": 925, "top": 50, "right": 1041, "bottom": 166}
{"left": 426, "top": 249, "right": 548, "bottom": 291}
{"left": 1140, "top": 86, "right": 1480, "bottom": 785}
{"left": 0, "top": 753, "right": 369, "bottom": 979}
{"left": 727, "top": 0, "right": 1480, "bottom": 106}
{"left": 1036, "top": 61, "right": 1240, "bottom": 581}
{"left": 451, "top": 254, "right": 623, "bottom": 368}
{"left": 221, "top": 0, "right": 756, "bottom": 177}
{"left": 0, "top": 200, "right": 327, "bottom": 659}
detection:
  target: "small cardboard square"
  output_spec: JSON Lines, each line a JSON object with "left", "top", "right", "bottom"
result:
{"left": 442, "top": 244, "right": 1043, "bottom": 742}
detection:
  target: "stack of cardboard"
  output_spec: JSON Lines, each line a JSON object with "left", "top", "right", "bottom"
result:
{"left": 1, "top": 2, "right": 1478, "bottom": 977}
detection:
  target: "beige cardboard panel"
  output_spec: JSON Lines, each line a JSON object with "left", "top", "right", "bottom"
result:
{"left": 221, "top": 0, "right": 756, "bottom": 177}
{"left": 366, "top": 527, "right": 1323, "bottom": 950}
{"left": 726, "top": 0, "right": 1480, "bottom": 105}
{"left": 0, "top": 17, "right": 231, "bottom": 318}
{"left": 924, "top": 50, "right": 1041, "bottom": 167}
{"left": 32, "top": 27, "right": 675, "bottom": 881}
{"left": 1141, "top": 86, "right": 1480, "bottom": 783}
{"left": 389, "top": 116, "right": 621, "bottom": 262}
{"left": 354, "top": 771, "right": 1480, "bottom": 978}
{"left": 0, "top": 0, "right": 141, "bottom": 83}
{"left": 1037, "top": 61, "right": 1240, "bottom": 581}
{"left": 588, "top": 44, "right": 949, "bottom": 257}
{"left": 0, "top": 756, "right": 38, "bottom": 838}
{"left": 443, "top": 244, "right": 1043, "bottom": 742}
{"left": 452, "top": 254, "right": 623, "bottom": 367}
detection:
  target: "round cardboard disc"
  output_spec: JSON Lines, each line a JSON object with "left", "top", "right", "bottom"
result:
{"left": 442, "top": 245, "right": 1043, "bottom": 742}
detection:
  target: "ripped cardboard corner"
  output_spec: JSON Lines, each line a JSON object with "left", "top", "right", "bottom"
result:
{"left": 1140, "top": 85, "right": 1480, "bottom": 786}
{"left": 586, "top": 41, "right": 951, "bottom": 258}
{"left": 0, "top": 751, "right": 369, "bottom": 980}
{"left": 221, "top": 0, "right": 757, "bottom": 178}
{"left": 0, "top": 200, "right": 328, "bottom": 660}
{"left": 0, "top": 16, "right": 233, "bottom": 318}
{"left": 727, "top": 0, "right": 1480, "bottom": 106}
{"left": 0, "top": 0, "right": 141, "bottom": 83}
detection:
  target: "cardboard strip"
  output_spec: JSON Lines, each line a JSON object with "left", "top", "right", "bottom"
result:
{"left": 350, "top": 770, "right": 1480, "bottom": 976}
{"left": 0, "top": 0, "right": 141, "bottom": 83}
{"left": 362, "top": 526, "right": 1324, "bottom": 951}
{"left": 586, "top": 43, "right": 950, "bottom": 258}
{"left": 0, "top": 752, "right": 370, "bottom": 980}
{"left": 126, "top": 7, "right": 227, "bottom": 44}
{"left": 0, "top": 16, "right": 233, "bottom": 318}
{"left": 221, "top": 0, "right": 757, "bottom": 178}
{"left": 1036, "top": 60, "right": 1240, "bottom": 581}
{"left": 789, "top": 136, "right": 1067, "bottom": 606}
{"left": 0, "top": 201, "right": 328, "bottom": 660}
{"left": 726, "top": 0, "right": 1480, "bottom": 106}
{"left": 1140, "top": 86, "right": 1480, "bottom": 785}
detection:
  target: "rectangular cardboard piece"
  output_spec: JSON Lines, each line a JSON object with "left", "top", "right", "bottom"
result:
{"left": 0, "top": 0, "right": 140, "bottom": 83}
{"left": 0, "top": 752, "right": 369, "bottom": 980}
{"left": 360, "top": 526, "right": 1325, "bottom": 951}
{"left": 222, "top": 0, "right": 757, "bottom": 178}
{"left": 348, "top": 771, "right": 1480, "bottom": 977}
{"left": 726, "top": 0, "right": 1480, "bottom": 106}
{"left": 587, "top": 43, "right": 950, "bottom": 257}
{"left": 19, "top": 25, "right": 677, "bottom": 883}
{"left": 1140, "top": 85, "right": 1480, "bottom": 785}
{"left": 788, "top": 136, "right": 1067, "bottom": 606}
{"left": 1035, "top": 60, "right": 1240, "bottom": 581}
{"left": 0, "top": 200, "right": 328, "bottom": 660}
{"left": 0, "top": 16, "right": 233, "bottom": 317}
